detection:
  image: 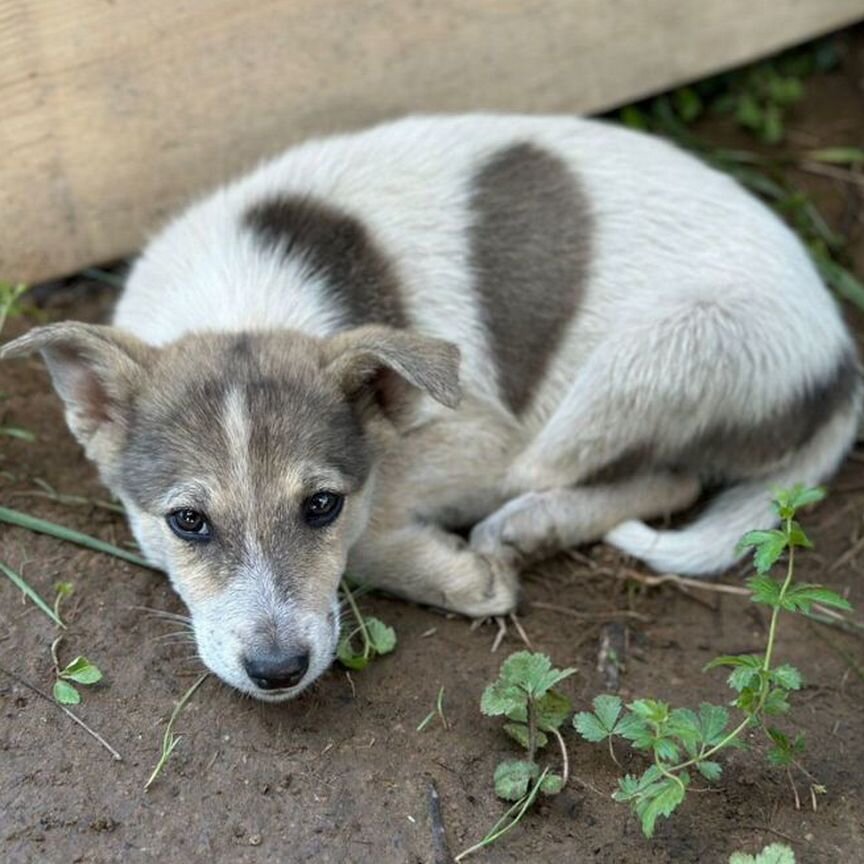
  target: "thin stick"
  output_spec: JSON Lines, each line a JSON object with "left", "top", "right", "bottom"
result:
{"left": 509, "top": 613, "right": 534, "bottom": 650}
{"left": 0, "top": 506, "right": 155, "bottom": 570}
{"left": 828, "top": 533, "right": 864, "bottom": 573}
{"left": 454, "top": 768, "right": 549, "bottom": 862}
{"left": 145, "top": 673, "right": 209, "bottom": 789}
{"left": 550, "top": 727, "right": 569, "bottom": 787}
{"left": 614, "top": 568, "right": 751, "bottom": 595}
{"left": 0, "top": 559, "right": 65, "bottom": 627}
{"left": 530, "top": 601, "right": 651, "bottom": 622}
{"left": 0, "top": 664, "right": 122, "bottom": 760}
{"left": 436, "top": 685, "right": 449, "bottom": 730}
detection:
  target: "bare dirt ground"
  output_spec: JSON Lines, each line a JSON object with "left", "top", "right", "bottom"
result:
{"left": 3, "top": 28, "right": 864, "bottom": 864}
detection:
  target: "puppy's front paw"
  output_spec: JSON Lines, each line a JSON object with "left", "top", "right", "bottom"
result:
{"left": 444, "top": 552, "right": 519, "bottom": 618}
{"left": 469, "top": 492, "right": 549, "bottom": 563}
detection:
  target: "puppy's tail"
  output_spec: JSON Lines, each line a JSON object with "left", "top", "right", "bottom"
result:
{"left": 603, "top": 407, "right": 860, "bottom": 577}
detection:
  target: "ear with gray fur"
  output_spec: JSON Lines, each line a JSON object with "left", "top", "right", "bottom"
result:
{"left": 0, "top": 322, "right": 154, "bottom": 467}
{"left": 324, "top": 325, "right": 462, "bottom": 420}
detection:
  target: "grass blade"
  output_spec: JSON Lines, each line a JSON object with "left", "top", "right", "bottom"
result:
{"left": 0, "top": 559, "right": 65, "bottom": 627}
{"left": 145, "top": 673, "right": 209, "bottom": 789}
{"left": 0, "top": 506, "right": 156, "bottom": 570}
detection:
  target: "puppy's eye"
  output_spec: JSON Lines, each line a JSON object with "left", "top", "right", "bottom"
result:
{"left": 167, "top": 508, "right": 211, "bottom": 542}
{"left": 303, "top": 491, "right": 344, "bottom": 528}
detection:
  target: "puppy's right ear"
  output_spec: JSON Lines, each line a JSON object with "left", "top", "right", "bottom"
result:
{"left": 1, "top": 322, "right": 155, "bottom": 467}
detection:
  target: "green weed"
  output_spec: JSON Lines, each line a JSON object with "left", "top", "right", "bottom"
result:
{"left": 455, "top": 652, "right": 574, "bottom": 860}
{"left": 337, "top": 580, "right": 397, "bottom": 670}
{"left": 0, "top": 281, "right": 29, "bottom": 336}
{"left": 145, "top": 673, "right": 209, "bottom": 789}
{"left": 730, "top": 843, "right": 795, "bottom": 864}
{"left": 51, "top": 637, "right": 103, "bottom": 705}
{"left": 575, "top": 486, "right": 850, "bottom": 837}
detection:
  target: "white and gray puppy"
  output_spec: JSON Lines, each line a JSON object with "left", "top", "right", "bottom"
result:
{"left": 3, "top": 115, "right": 860, "bottom": 701}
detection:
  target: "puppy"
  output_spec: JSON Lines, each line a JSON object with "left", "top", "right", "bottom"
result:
{"left": 4, "top": 114, "right": 860, "bottom": 700}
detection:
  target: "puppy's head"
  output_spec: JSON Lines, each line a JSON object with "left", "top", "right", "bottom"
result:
{"left": 1, "top": 323, "right": 460, "bottom": 701}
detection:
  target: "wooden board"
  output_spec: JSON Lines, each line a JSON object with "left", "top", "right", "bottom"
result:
{"left": 1, "top": 0, "right": 863, "bottom": 283}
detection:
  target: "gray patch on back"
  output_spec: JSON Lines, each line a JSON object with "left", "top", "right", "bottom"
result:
{"left": 584, "top": 350, "right": 862, "bottom": 485}
{"left": 469, "top": 142, "right": 592, "bottom": 415}
{"left": 244, "top": 197, "right": 407, "bottom": 329}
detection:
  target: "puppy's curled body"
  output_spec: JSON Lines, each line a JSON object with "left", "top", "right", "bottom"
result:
{"left": 5, "top": 114, "right": 859, "bottom": 698}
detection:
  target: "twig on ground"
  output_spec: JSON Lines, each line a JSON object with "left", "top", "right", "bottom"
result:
{"left": 426, "top": 780, "right": 451, "bottom": 864}
{"left": 0, "top": 664, "right": 122, "bottom": 760}
{"left": 530, "top": 601, "right": 651, "bottom": 623}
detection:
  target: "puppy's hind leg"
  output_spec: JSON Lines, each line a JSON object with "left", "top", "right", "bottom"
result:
{"left": 470, "top": 472, "right": 701, "bottom": 565}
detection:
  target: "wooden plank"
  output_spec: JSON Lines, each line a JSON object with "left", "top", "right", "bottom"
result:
{"left": 1, "top": 0, "right": 863, "bottom": 283}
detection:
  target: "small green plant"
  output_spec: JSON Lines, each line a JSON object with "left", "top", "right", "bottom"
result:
{"left": 51, "top": 637, "right": 103, "bottom": 705}
{"left": 417, "top": 685, "right": 448, "bottom": 732}
{"left": 337, "top": 580, "right": 396, "bottom": 670}
{"left": 455, "top": 652, "right": 574, "bottom": 860}
{"left": 0, "top": 281, "right": 29, "bottom": 335}
{"left": 0, "top": 559, "right": 66, "bottom": 627}
{"left": 575, "top": 486, "right": 851, "bottom": 838}
{"left": 145, "top": 673, "right": 209, "bottom": 789}
{"left": 730, "top": 843, "right": 795, "bottom": 864}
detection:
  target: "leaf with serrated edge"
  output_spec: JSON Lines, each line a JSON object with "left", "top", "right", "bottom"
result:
{"left": 696, "top": 761, "right": 722, "bottom": 781}
{"left": 503, "top": 722, "right": 548, "bottom": 750}
{"left": 481, "top": 680, "right": 525, "bottom": 717}
{"left": 365, "top": 618, "right": 396, "bottom": 654}
{"left": 536, "top": 689, "right": 572, "bottom": 732}
{"left": 730, "top": 843, "right": 796, "bottom": 864}
{"left": 574, "top": 712, "right": 609, "bottom": 743}
{"left": 499, "top": 652, "right": 552, "bottom": 692}
{"left": 782, "top": 584, "right": 852, "bottom": 613}
{"left": 593, "top": 694, "right": 623, "bottom": 731}
{"left": 771, "top": 664, "right": 802, "bottom": 691}
{"left": 540, "top": 773, "right": 564, "bottom": 795}
{"left": 493, "top": 760, "right": 538, "bottom": 802}
{"left": 635, "top": 774, "right": 688, "bottom": 838}
{"left": 616, "top": 713, "right": 653, "bottom": 748}
{"left": 698, "top": 703, "right": 730, "bottom": 746}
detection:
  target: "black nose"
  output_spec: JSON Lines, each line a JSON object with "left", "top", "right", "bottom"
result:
{"left": 243, "top": 651, "right": 310, "bottom": 690}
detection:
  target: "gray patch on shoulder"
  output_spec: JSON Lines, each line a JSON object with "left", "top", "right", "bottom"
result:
{"left": 469, "top": 142, "right": 592, "bottom": 415}
{"left": 244, "top": 196, "right": 407, "bottom": 329}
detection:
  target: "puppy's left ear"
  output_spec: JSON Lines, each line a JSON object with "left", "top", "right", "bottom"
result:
{"left": 1, "top": 322, "right": 155, "bottom": 468}
{"left": 324, "top": 325, "right": 462, "bottom": 422}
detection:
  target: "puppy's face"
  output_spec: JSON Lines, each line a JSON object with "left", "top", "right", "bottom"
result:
{"left": 1, "top": 324, "right": 459, "bottom": 701}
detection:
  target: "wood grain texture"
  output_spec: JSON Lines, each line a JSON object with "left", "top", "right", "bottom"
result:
{"left": 1, "top": 0, "right": 863, "bottom": 283}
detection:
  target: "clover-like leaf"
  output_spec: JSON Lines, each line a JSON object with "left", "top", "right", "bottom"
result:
{"left": 53, "top": 679, "right": 80, "bottom": 705}
{"left": 616, "top": 713, "right": 653, "bottom": 749}
{"left": 336, "top": 635, "right": 369, "bottom": 670}
{"left": 365, "top": 618, "right": 396, "bottom": 655}
{"left": 493, "top": 759, "right": 539, "bottom": 802}
{"left": 573, "top": 694, "right": 623, "bottom": 742}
